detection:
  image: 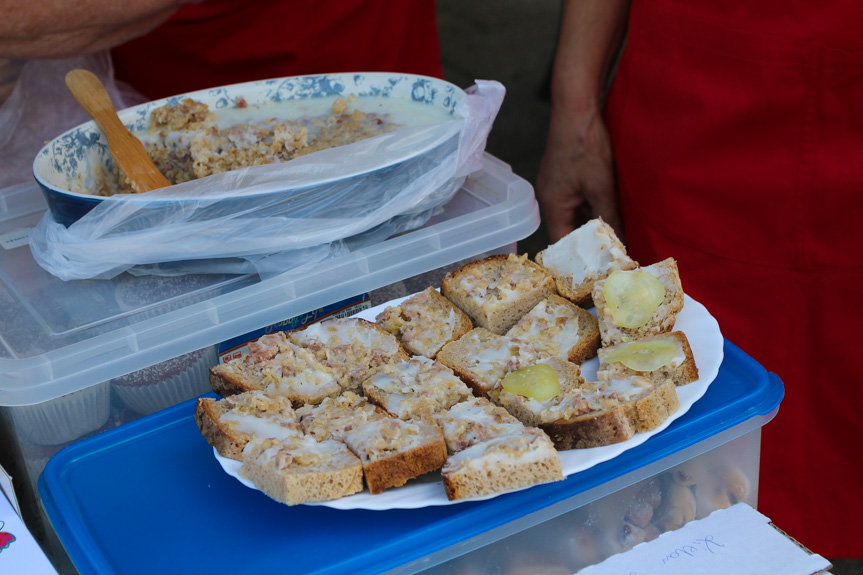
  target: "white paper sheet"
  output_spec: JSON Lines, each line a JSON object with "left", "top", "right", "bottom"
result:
{"left": 579, "top": 503, "right": 831, "bottom": 575}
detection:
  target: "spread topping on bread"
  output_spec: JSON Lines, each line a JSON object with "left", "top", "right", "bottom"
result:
{"left": 507, "top": 299, "right": 580, "bottom": 357}
{"left": 585, "top": 376, "right": 654, "bottom": 411}
{"left": 538, "top": 218, "right": 632, "bottom": 286}
{"left": 603, "top": 270, "right": 666, "bottom": 329}
{"left": 363, "top": 357, "right": 472, "bottom": 419}
{"left": 456, "top": 254, "right": 547, "bottom": 307}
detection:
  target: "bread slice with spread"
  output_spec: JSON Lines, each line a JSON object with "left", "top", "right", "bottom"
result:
{"left": 592, "top": 258, "right": 685, "bottom": 346}
{"left": 208, "top": 332, "right": 341, "bottom": 406}
{"left": 362, "top": 357, "right": 474, "bottom": 421}
{"left": 375, "top": 286, "right": 472, "bottom": 359}
{"left": 343, "top": 418, "right": 448, "bottom": 494}
{"left": 535, "top": 218, "right": 637, "bottom": 307}
{"left": 506, "top": 294, "right": 601, "bottom": 365}
{"left": 295, "top": 391, "right": 391, "bottom": 442}
{"left": 195, "top": 390, "right": 302, "bottom": 460}
{"left": 436, "top": 328, "right": 539, "bottom": 397}
{"left": 286, "top": 317, "right": 410, "bottom": 393}
{"left": 239, "top": 436, "right": 364, "bottom": 505}
{"left": 540, "top": 375, "right": 680, "bottom": 450}
{"left": 432, "top": 396, "right": 527, "bottom": 454}
{"left": 597, "top": 331, "right": 699, "bottom": 387}
{"left": 441, "top": 428, "right": 564, "bottom": 501}
{"left": 441, "top": 253, "right": 556, "bottom": 335}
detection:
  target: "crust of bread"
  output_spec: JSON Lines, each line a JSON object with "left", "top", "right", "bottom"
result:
{"left": 239, "top": 438, "right": 363, "bottom": 505}
{"left": 209, "top": 363, "right": 263, "bottom": 397}
{"left": 540, "top": 376, "right": 680, "bottom": 449}
{"left": 441, "top": 254, "right": 556, "bottom": 335}
{"left": 506, "top": 294, "right": 601, "bottom": 365}
{"left": 620, "top": 378, "right": 680, "bottom": 432}
{"left": 195, "top": 392, "right": 300, "bottom": 460}
{"left": 540, "top": 406, "right": 634, "bottom": 450}
{"left": 375, "top": 286, "right": 473, "bottom": 359}
{"left": 598, "top": 331, "right": 699, "bottom": 387}
{"left": 441, "top": 429, "right": 563, "bottom": 500}
{"left": 347, "top": 421, "right": 448, "bottom": 494}
{"left": 195, "top": 397, "right": 246, "bottom": 460}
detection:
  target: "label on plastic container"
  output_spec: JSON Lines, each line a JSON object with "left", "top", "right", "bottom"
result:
{"left": 217, "top": 294, "right": 371, "bottom": 364}
{"left": 0, "top": 228, "right": 30, "bottom": 250}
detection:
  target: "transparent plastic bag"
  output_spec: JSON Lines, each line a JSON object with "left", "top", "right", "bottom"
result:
{"left": 0, "top": 52, "right": 146, "bottom": 188}
{"left": 28, "top": 80, "right": 505, "bottom": 281}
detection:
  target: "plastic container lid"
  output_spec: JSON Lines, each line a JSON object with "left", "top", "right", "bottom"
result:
{"left": 38, "top": 340, "right": 783, "bottom": 575}
{"left": 0, "top": 154, "right": 539, "bottom": 406}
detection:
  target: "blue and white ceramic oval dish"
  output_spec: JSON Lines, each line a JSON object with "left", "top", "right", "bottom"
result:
{"left": 33, "top": 73, "right": 465, "bottom": 226}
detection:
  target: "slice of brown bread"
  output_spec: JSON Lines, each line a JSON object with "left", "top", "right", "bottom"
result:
{"left": 436, "top": 328, "right": 539, "bottom": 397}
{"left": 343, "top": 418, "right": 447, "bottom": 494}
{"left": 286, "top": 317, "right": 410, "bottom": 393}
{"left": 441, "top": 253, "right": 556, "bottom": 335}
{"left": 488, "top": 357, "right": 590, "bottom": 428}
{"left": 361, "top": 357, "right": 474, "bottom": 421}
{"left": 538, "top": 374, "right": 680, "bottom": 449}
{"left": 602, "top": 376, "right": 681, "bottom": 433}
{"left": 239, "top": 436, "right": 363, "bottom": 505}
{"left": 535, "top": 218, "right": 637, "bottom": 307}
{"left": 208, "top": 333, "right": 341, "bottom": 406}
{"left": 592, "top": 258, "right": 685, "bottom": 346}
{"left": 375, "top": 286, "right": 473, "bottom": 359}
{"left": 506, "top": 294, "right": 601, "bottom": 365}
{"left": 540, "top": 405, "right": 634, "bottom": 450}
{"left": 195, "top": 391, "right": 301, "bottom": 460}
{"left": 432, "top": 396, "right": 526, "bottom": 454}
{"left": 441, "top": 428, "right": 564, "bottom": 501}
{"left": 597, "top": 331, "right": 699, "bottom": 386}
{"left": 295, "top": 391, "right": 391, "bottom": 442}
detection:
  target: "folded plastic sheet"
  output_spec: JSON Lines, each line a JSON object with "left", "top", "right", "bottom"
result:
{"left": 28, "top": 80, "right": 505, "bottom": 281}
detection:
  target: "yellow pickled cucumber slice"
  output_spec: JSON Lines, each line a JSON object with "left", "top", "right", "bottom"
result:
{"left": 604, "top": 339, "right": 680, "bottom": 371}
{"left": 501, "top": 363, "right": 561, "bottom": 401}
{"left": 603, "top": 270, "right": 666, "bottom": 328}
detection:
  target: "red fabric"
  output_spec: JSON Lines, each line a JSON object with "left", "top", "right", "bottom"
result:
{"left": 111, "top": 0, "right": 443, "bottom": 100}
{"left": 606, "top": 0, "right": 863, "bottom": 557}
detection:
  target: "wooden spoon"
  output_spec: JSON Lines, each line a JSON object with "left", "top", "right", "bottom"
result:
{"left": 65, "top": 69, "right": 171, "bottom": 193}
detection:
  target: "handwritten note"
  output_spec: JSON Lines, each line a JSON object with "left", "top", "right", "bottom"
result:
{"left": 578, "top": 503, "right": 831, "bottom": 575}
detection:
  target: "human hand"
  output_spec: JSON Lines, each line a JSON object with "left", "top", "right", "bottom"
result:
{"left": 536, "top": 106, "right": 621, "bottom": 242}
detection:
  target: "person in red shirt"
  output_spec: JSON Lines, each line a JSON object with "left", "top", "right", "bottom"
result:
{"left": 111, "top": 0, "right": 443, "bottom": 99}
{"left": 538, "top": 0, "right": 863, "bottom": 559}
{"left": 0, "top": 0, "right": 442, "bottom": 99}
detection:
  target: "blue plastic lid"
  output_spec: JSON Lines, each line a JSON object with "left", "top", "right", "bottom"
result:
{"left": 39, "top": 339, "right": 782, "bottom": 575}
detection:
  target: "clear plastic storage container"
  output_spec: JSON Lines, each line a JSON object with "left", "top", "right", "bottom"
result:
{"left": 0, "top": 154, "right": 540, "bottom": 570}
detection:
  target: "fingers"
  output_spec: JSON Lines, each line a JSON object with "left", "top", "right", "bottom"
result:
{"left": 536, "top": 110, "right": 622, "bottom": 242}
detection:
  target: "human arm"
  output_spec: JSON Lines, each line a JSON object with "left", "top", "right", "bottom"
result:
{"left": 536, "top": 0, "right": 631, "bottom": 241}
{"left": 0, "top": 0, "right": 193, "bottom": 59}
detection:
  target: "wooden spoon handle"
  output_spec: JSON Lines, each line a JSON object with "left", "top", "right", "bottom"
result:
{"left": 65, "top": 69, "right": 171, "bottom": 193}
